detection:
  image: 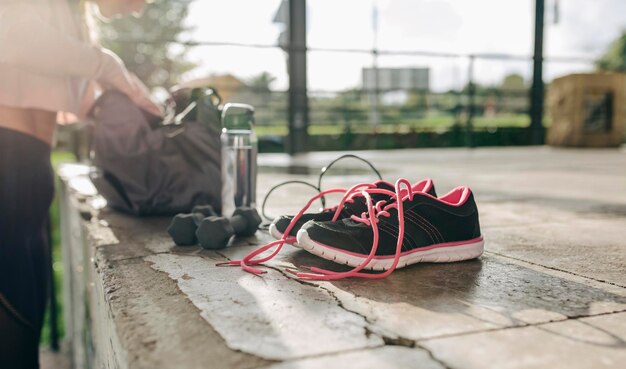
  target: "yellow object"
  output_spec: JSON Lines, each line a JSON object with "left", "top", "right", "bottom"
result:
{"left": 548, "top": 73, "right": 626, "bottom": 147}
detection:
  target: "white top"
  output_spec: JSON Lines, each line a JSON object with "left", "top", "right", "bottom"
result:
{"left": 0, "top": 0, "right": 124, "bottom": 117}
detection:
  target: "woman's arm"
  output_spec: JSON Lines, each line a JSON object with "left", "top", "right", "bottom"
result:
{"left": 0, "top": 9, "right": 162, "bottom": 116}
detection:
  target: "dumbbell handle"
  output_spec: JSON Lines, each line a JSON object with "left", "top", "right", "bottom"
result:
{"left": 192, "top": 205, "right": 217, "bottom": 218}
{"left": 229, "top": 207, "right": 261, "bottom": 237}
{"left": 191, "top": 213, "right": 205, "bottom": 226}
{"left": 230, "top": 215, "right": 249, "bottom": 235}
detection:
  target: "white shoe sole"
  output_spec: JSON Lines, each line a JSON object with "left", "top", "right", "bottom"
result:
{"left": 269, "top": 223, "right": 300, "bottom": 247}
{"left": 296, "top": 229, "right": 484, "bottom": 271}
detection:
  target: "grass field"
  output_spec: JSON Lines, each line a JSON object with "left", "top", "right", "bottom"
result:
{"left": 40, "top": 151, "right": 75, "bottom": 347}
{"left": 256, "top": 113, "right": 532, "bottom": 136}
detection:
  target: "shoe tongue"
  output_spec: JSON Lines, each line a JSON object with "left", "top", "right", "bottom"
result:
{"left": 341, "top": 181, "right": 394, "bottom": 216}
{"left": 374, "top": 181, "right": 394, "bottom": 191}
{"left": 372, "top": 181, "right": 397, "bottom": 203}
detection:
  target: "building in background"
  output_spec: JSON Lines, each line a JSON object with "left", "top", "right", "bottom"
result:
{"left": 177, "top": 74, "right": 246, "bottom": 103}
{"left": 362, "top": 67, "right": 430, "bottom": 106}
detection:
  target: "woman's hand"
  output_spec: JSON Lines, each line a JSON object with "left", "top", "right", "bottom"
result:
{"left": 97, "top": 48, "right": 163, "bottom": 117}
{"left": 126, "top": 73, "right": 164, "bottom": 117}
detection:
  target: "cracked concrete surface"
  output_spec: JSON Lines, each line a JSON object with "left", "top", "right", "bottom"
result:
{"left": 146, "top": 253, "right": 382, "bottom": 360}
{"left": 96, "top": 256, "right": 269, "bottom": 369}
{"left": 58, "top": 147, "right": 626, "bottom": 368}
{"left": 420, "top": 312, "right": 626, "bottom": 369}
{"left": 261, "top": 346, "right": 446, "bottom": 369}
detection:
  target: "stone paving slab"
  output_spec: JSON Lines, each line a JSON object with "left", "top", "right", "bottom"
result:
{"left": 421, "top": 312, "right": 626, "bottom": 369}
{"left": 146, "top": 253, "right": 382, "bottom": 361}
{"left": 270, "top": 148, "right": 626, "bottom": 207}
{"left": 485, "top": 216, "right": 626, "bottom": 287}
{"left": 262, "top": 346, "right": 445, "bottom": 369}
{"left": 186, "top": 243, "right": 626, "bottom": 343}
{"left": 96, "top": 255, "right": 269, "bottom": 369}
{"left": 88, "top": 210, "right": 173, "bottom": 260}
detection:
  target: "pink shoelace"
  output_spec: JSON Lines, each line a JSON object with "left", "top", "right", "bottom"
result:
{"left": 217, "top": 179, "right": 413, "bottom": 280}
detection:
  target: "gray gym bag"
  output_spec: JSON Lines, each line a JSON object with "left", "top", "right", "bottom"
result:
{"left": 89, "top": 90, "right": 222, "bottom": 216}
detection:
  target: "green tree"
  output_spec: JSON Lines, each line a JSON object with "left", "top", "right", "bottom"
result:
{"left": 596, "top": 32, "right": 626, "bottom": 72}
{"left": 247, "top": 72, "right": 276, "bottom": 93}
{"left": 97, "top": 0, "right": 195, "bottom": 89}
{"left": 501, "top": 73, "right": 525, "bottom": 91}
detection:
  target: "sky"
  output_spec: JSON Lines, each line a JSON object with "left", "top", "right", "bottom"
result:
{"left": 182, "top": 0, "right": 626, "bottom": 92}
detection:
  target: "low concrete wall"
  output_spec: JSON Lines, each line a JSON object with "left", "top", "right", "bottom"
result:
{"left": 58, "top": 164, "right": 127, "bottom": 369}
{"left": 57, "top": 164, "right": 266, "bottom": 369}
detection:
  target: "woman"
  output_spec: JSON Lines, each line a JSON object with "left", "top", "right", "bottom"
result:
{"left": 0, "top": 0, "right": 161, "bottom": 367}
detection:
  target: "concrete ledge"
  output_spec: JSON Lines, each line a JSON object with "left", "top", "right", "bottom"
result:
{"left": 58, "top": 147, "right": 626, "bottom": 369}
{"left": 58, "top": 165, "right": 270, "bottom": 369}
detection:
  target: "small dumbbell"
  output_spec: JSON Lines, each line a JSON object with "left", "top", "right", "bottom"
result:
{"left": 167, "top": 205, "right": 217, "bottom": 246}
{"left": 196, "top": 207, "right": 262, "bottom": 250}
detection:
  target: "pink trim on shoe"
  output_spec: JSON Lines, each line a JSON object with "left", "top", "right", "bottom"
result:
{"left": 298, "top": 234, "right": 484, "bottom": 260}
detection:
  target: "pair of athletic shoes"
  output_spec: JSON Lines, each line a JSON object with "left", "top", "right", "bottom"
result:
{"left": 268, "top": 178, "right": 484, "bottom": 276}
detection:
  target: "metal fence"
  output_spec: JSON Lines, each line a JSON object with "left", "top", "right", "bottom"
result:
{"left": 106, "top": 23, "right": 596, "bottom": 150}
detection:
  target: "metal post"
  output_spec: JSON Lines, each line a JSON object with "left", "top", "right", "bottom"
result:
{"left": 370, "top": 1, "right": 380, "bottom": 127}
{"left": 287, "top": 0, "right": 308, "bottom": 154}
{"left": 370, "top": 50, "right": 380, "bottom": 127}
{"left": 466, "top": 55, "right": 475, "bottom": 147}
{"left": 530, "top": 0, "right": 545, "bottom": 145}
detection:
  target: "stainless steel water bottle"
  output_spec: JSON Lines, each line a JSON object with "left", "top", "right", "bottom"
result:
{"left": 220, "top": 103, "right": 257, "bottom": 218}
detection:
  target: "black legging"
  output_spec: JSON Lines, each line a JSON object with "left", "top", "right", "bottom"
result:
{"left": 0, "top": 127, "right": 54, "bottom": 369}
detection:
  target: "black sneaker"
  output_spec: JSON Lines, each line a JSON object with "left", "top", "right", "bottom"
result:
{"left": 296, "top": 185, "right": 483, "bottom": 272}
{"left": 269, "top": 179, "right": 437, "bottom": 245}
